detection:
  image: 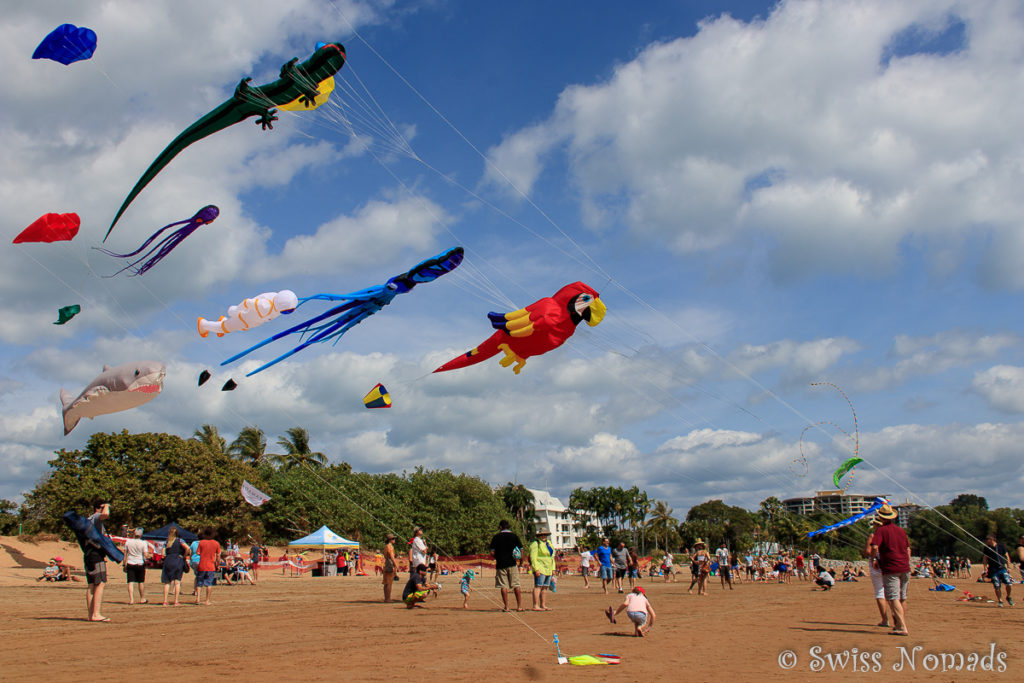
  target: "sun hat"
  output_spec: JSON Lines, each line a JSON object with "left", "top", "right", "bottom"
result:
{"left": 876, "top": 504, "right": 897, "bottom": 520}
{"left": 693, "top": 538, "right": 706, "bottom": 547}
{"left": 536, "top": 529, "right": 551, "bottom": 536}
{"left": 385, "top": 533, "right": 396, "bottom": 541}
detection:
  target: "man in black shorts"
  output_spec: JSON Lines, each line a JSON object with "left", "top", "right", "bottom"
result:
{"left": 611, "top": 542, "right": 629, "bottom": 593}
{"left": 83, "top": 500, "right": 111, "bottom": 622}
{"left": 489, "top": 520, "right": 523, "bottom": 611}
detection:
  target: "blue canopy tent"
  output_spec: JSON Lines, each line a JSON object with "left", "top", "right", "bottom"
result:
{"left": 288, "top": 525, "right": 358, "bottom": 576}
{"left": 141, "top": 522, "right": 198, "bottom": 543}
{"left": 288, "top": 525, "right": 358, "bottom": 550}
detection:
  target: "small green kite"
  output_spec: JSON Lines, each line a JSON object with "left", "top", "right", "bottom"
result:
{"left": 54, "top": 304, "right": 81, "bottom": 325}
{"left": 832, "top": 456, "right": 863, "bottom": 489}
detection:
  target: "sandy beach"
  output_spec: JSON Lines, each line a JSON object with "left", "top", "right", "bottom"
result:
{"left": 1, "top": 535, "right": 1021, "bottom": 681}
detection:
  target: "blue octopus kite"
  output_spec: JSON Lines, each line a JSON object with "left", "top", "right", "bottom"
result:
{"left": 220, "top": 246, "right": 464, "bottom": 376}
{"left": 96, "top": 205, "right": 219, "bottom": 276}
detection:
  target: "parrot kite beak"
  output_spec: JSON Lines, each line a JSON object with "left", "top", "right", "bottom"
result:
{"left": 585, "top": 297, "right": 606, "bottom": 326}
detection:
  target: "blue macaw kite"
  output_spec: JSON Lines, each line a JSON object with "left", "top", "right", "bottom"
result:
{"left": 220, "top": 246, "right": 464, "bottom": 376}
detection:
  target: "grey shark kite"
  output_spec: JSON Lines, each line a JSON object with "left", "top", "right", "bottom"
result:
{"left": 60, "top": 360, "right": 166, "bottom": 435}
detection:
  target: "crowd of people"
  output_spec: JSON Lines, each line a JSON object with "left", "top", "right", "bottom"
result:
{"left": 57, "top": 499, "right": 1024, "bottom": 638}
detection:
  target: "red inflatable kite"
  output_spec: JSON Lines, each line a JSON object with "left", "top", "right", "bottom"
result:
{"left": 433, "top": 282, "right": 606, "bottom": 375}
{"left": 13, "top": 213, "right": 80, "bottom": 243}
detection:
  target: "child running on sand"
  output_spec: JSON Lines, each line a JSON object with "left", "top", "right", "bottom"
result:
{"left": 460, "top": 570, "right": 474, "bottom": 609}
{"left": 605, "top": 586, "right": 656, "bottom": 637}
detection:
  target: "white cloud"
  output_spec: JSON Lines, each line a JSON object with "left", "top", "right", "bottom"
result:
{"left": 482, "top": 0, "right": 1024, "bottom": 286}
{"left": 972, "top": 365, "right": 1024, "bottom": 413}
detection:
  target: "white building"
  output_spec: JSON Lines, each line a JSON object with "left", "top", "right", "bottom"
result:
{"left": 528, "top": 488, "right": 598, "bottom": 550}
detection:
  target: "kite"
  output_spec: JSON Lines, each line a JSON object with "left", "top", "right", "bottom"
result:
{"left": 62, "top": 511, "right": 123, "bottom": 563}
{"left": 433, "top": 282, "right": 605, "bottom": 375}
{"left": 32, "top": 24, "right": 97, "bottom": 65}
{"left": 363, "top": 383, "right": 391, "bottom": 409}
{"left": 278, "top": 76, "right": 335, "bottom": 111}
{"left": 198, "top": 290, "right": 298, "bottom": 338}
{"left": 60, "top": 360, "right": 165, "bottom": 435}
{"left": 791, "top": 382, "right": 861, "bottom": 492}
{"left": 241, "top": 480, "right": 271, "bottom": 507}
{"left": 106, "top": 42, "right": 347, "bottom": 240}
{"left": 95, "top": 205, "right": 219, "bottom": 276}
{"left": 54, "top": 305, "right": 81, "bottom": 325}
{"left": 832, "top": 456, "right": 864, "bottom": 489}
{"left": 806, "top": 497, "right": 887, "bottom": 537}
{"left": 220, "top": 246, "right": 464, "bottom": 377}
{"left": 13, "top": 213, "right": 80, "bottom": 243}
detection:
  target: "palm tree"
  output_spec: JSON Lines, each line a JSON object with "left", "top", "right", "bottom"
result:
{"left": 275, "top": 426, "right": 326, "bottom": 470}
{"left": 646, "top": 500, "right": 679, "bottom": 551}
{"left": 229, "top": 425, "right": 267, "bottom": 465}
{"left": 500, "top": 483, "right": 536, "bottom": 526}
{"left": 192, "top": 424, "right": 228, "bottom": 456}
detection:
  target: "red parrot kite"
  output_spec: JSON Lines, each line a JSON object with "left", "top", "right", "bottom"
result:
{"left": 433, "top": 282, "right": 606, "bottom": 375}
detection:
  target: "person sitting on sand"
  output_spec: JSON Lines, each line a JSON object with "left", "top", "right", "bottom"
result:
{"left": 54, "top": 556, "right": 80, "bottom": 582}
{"left": 815, "top": 567, "right": 835, "bottom": 591}
{"left": 402, "top": 563, "right": 439, "bottom": 608}
{"left": 606, "top": 586, "right": 656, "bottom": 637}
{"left": 37, "top": 559, "right": 61, "bottom": 582}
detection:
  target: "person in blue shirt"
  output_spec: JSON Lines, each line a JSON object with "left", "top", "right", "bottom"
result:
{"left": 593, "top": 537, "right": 614, "bottom": 595}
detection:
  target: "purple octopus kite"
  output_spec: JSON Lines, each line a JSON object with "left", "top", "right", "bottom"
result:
{"left": 96, "top": 205, "right": 219, "bottom": 276}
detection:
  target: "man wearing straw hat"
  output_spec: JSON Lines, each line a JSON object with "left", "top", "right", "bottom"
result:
{"left": 862, "top": 516, "right": 890, "bottom": 628}
{"left": 869, "top": 503, "right": 911, "bottom": 636}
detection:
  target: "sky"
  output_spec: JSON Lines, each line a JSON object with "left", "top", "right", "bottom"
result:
{"left": 1, "top": 0, "right": 1022, "bottom": 520}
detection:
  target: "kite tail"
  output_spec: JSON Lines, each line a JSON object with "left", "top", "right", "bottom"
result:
{"left": 433, "top": 332, "right": 506, "bottom": 373}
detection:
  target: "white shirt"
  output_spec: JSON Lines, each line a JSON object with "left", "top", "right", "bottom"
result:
{"left": 716, "top": 548, "right": 730, "bottom": 566}
{"left": 410, "top": 536, "right": 428, "bottom": 567}
{"left": 124, "top": 538, "right": 149, "bottom": 566}
{"left": 818, "top": 570, "right": 834, "bottom": 585}
{"left": 580, "top": 550, "right": 592, "bottom": 568}
{"left": 664, "top": 554, "right": 673, "bottom": 568}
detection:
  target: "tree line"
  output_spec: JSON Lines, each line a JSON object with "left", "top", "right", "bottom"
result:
{"left": 4, "top": 428, "right": 1019, "bottom": 561}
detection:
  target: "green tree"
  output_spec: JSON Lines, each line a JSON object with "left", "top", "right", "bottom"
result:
{"left": 275, "top": 426, "right": 326, "bottom": 470}
{"left": 498, "top": 483, "right": 535, "bottom": 537}
{"left": 20, "top": 431, "right": 260, "bottom": 538}
{"left": 0, "top": 499, "right": 20, "bottom": 535}
{"left": 192, "top": 424, "right": 228, "bottom": 456}
{"left": 645, "top": 500, "right": 679, "bottom": 551}
{"left": 229, "top": 426, "right": 268, "bottom": 465}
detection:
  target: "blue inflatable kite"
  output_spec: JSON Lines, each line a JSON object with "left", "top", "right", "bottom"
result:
{"left": 220, "top": 246, "right": 464, "bottom": 376}
{"left": 33, "top": 24, "right": 97, "bottom": 65}
{"left": 806, "top": 497, "right": 887, "bottom": 537}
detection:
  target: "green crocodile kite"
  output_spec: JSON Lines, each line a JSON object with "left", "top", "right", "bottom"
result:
{"left": 105, "top": 42, "right": 346, "bottom": 241}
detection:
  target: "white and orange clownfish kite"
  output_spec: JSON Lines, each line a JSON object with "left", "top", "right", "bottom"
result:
{"left": 197, "top": 290, "right": 298, "bottom": 338}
